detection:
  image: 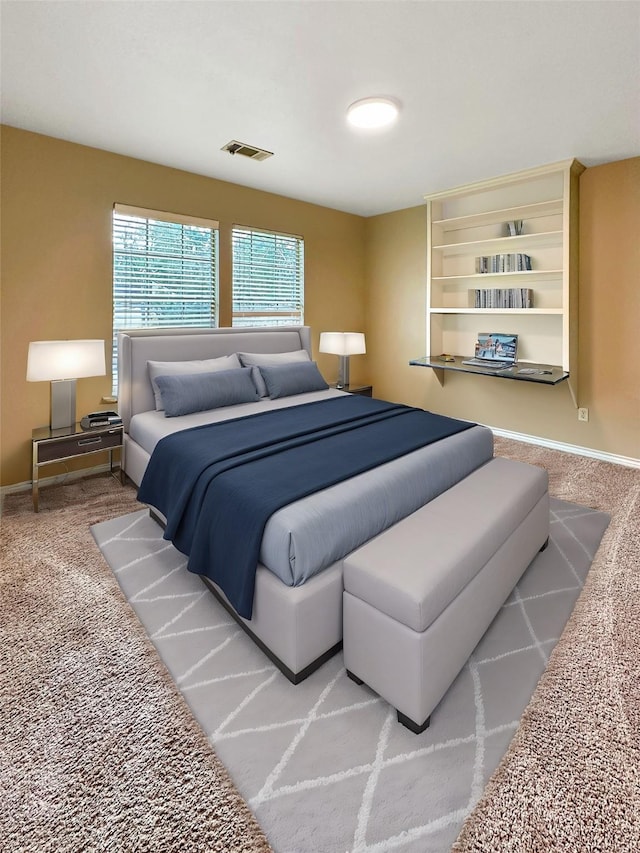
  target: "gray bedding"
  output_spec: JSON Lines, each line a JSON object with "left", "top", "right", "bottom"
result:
{"left": 130, "top": 391, "right": 493, "bottom": 586}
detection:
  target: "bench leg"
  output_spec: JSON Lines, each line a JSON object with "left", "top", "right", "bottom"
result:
{"left": 539, "top": 536, "right": 550, "bottom": 552}
{"left": 346, "top": 669, "right": 430, "bottom": 734}
{"left": 397, "top": 710, "right": 431, "bottom": 735}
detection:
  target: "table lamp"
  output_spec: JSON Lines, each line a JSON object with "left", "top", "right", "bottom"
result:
{"left": 319, "top": 331, "right": 366, "bottom": 389}
{"left": 27, "top": 340, "right": 106, "bottom": 430}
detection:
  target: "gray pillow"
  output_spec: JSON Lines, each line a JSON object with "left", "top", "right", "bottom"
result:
{"left": 259, "top": 361, "right": 329, "bottom": 400}
{"left": 237, "top": 350, "right": 311, "bottom": 397}
{"left": 155, "top": 367, "right": 259, "bottom": 417}
{"left": 148, "top": 353, "right": 242, "bottom": 410}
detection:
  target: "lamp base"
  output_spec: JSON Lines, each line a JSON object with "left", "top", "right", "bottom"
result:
{"left": 51, "top": 379, "right": 76, "bottom": 430}
{"left": 336, "top": 355, "right": 350, "bottom": 390}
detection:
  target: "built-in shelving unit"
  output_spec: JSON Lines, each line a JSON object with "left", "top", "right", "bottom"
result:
{"left": 417, "top": 159, "right": 585, "bottom": 405}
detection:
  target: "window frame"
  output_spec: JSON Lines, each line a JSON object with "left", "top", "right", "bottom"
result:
{"left": 231, "top": 225, "right": 304, "bottom": 328}
{"left": 112, "top": 204, "right": 219, "bottom": 393}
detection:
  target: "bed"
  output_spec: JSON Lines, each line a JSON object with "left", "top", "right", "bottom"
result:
{"left": 118, "top": 325, "right": 494, "bottom": 682}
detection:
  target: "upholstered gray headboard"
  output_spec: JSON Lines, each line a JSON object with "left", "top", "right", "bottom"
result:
{"left": 118, "top": 325, "right": 312, "bottom": 431}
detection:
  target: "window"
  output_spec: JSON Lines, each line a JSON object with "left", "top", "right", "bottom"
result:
{"left": 231, "top": 226, "right": 304, "bottom": 327}
{"left": 112, "top": 204, "right": 218, "bottom": 392}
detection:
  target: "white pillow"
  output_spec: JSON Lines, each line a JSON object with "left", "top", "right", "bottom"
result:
{"left": 148, "top": 353, "right": 242, "bottom": 410}
{"left": 237, "top": 350, "right": 311, "bottom": 397}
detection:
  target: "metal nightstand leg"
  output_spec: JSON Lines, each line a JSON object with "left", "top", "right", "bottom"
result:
{"left": 32, "top": 444, "right": 39, "bottom": 513}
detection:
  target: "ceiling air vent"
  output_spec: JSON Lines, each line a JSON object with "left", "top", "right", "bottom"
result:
{"left": 221, "top": 140, "right": 273, "bottom": 162}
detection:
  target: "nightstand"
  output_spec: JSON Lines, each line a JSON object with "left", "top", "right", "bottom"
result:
{"left": 31, "top": 422, "right": 124, "bottom": 512}
{"left": 331, "top": 383, "right": 373, "bottom": 397}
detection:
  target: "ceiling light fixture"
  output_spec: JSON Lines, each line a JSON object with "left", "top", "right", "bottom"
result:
{"left": 346, "top": 97, "right": 400, "bottom": 129}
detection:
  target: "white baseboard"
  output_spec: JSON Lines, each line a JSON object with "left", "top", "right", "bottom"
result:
{"left": 2, "top": 430, "right": 638, "bottom": 499}
{"left": 488, "top": 426, "right": 640, "bottom": 470}
{"left": 1, "top": 462, "right": 115, "bottom": 498}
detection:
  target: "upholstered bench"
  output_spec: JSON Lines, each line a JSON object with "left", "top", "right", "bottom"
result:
{"left": 342, "top": 456, "right": 549, "bottom": 733}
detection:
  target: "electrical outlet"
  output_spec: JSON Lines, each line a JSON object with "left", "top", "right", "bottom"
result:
{"left": 578, "top": 407, "right": 589, "bottom": 422}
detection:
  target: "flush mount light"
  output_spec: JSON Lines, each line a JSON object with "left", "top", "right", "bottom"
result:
{"left": 346, "top": 97, "right": 400, "bottom": 129}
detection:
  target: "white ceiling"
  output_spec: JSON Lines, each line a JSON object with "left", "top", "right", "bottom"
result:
{"left": 1, "top": 1, "right": 639, "bottom": 217}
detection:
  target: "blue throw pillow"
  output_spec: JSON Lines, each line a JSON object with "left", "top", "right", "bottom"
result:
{"left": 155, "top": 367, "right": 259, "bottom": 417}
{"left": 237, "top": 350, "right": 311, "bottom": 397}
{"left": 147, "top": 353, "right": 242, "bottom": 410}
{"left": 259, "top": 361, "right": 329, "bottom": 399}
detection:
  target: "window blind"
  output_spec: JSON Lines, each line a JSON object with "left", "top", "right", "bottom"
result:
{"left": 112, "top": 204, "right": 219, "bottom": 392}
{"left": 231, "top": 226, "right": 304, "bottom": 328}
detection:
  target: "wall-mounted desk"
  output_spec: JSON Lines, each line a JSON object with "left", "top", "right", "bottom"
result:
{"left": 409, "top": 356, "right": 569, "bottom": 386}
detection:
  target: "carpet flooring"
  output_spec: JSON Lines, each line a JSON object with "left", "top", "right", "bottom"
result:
{"left": 453, "top": 438, "right": 640, "bottom": 853}
{"left": 1, "top": 476, "right": 272, "bottom": 853}
{"left": 2, "top": 438, "right": 639, "bottom": 851}
{"left": 92, "top": 497, "right": 609, "bottom": 852}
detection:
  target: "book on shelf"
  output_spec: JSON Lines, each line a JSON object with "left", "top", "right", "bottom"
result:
{"left": 475, "top": 253, "right": 532, "bottom": 273}
{"left": 470, "top": 288, "right": 533, "bottom": 309}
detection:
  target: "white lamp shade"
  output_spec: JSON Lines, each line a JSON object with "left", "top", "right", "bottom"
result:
{"left": 319, "top": 332, "right": 366, "bottom": 356}
{"left": 27, "top": 340, "right": 106, "bottom": 382}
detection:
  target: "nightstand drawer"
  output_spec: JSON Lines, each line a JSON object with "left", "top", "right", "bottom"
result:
{"left": 37, "top": 429, "right": 123, "bottom": 463}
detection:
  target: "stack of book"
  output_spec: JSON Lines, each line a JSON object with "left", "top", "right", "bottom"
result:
{"left": 472, "top": 288, "right": 533, "bottom": 308}
{"left": 475, "top": 253, "right": 532, "bottom": 273}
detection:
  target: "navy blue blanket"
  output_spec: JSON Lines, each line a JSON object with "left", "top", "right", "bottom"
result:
{"left": 138, "top": 396, "right": 474, "bottom": 618}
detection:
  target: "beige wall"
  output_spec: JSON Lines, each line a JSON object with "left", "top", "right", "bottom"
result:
{"left": 0, "top": 127, "right": 366, "bottom": 486}
{"left": 2, "top": 127, "right": 637, "bottom": 488}
{"left": 365, "top": 158, "right": 640, "bottom": 460}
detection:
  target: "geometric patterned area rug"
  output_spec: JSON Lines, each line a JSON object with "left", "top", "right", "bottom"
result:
{"left": 92, "top": 498, "right": 609, "bottom": 853}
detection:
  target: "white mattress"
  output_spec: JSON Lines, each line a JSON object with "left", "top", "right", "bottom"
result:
{"left": 129, "top": 391, "right": 494, "bottom": 586}
{"left": 129, "top": 388, "right": 346, "bottom": 455}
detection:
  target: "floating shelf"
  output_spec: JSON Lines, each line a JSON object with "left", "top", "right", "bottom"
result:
{"left": 409, "top": 356, "right": 569, "bottom": 386}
